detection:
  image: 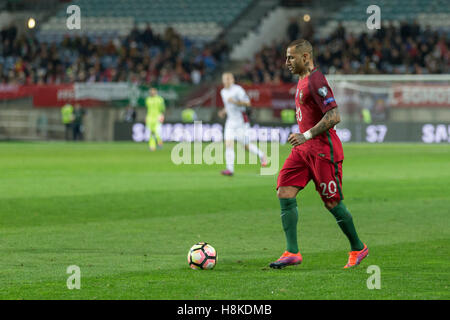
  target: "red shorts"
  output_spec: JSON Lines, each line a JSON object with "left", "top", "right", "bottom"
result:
{"left": 277, "top": 147, "right": 344, "bottom": 203}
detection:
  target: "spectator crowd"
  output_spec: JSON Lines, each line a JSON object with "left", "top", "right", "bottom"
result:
{"left": 0, "top": 23, "right": 229, "bottom": 85}
{"left": 1, "top": 19, "right": 448, "bottom": 86}
{"left": 238, "top": 20, "right": 449, "bottom": 84}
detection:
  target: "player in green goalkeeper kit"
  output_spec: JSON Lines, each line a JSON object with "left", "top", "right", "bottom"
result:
{"left": 145, "top": 88, "right": 166, "bottom": 151}
{"left": 61, "top": 103, "right": 74, "bottom": 141}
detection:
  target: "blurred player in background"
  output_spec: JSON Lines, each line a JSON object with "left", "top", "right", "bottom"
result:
{"left": 61, "top": 103, "right": 74, "bottom": 141}
{"left": 219, "top": 72, "right": 267, "bottom": 176}
{"left": 270, "top": 39, "right": 368, "bottom": 269}
{"left": 145, "top": 88, "right": 165, "bottom": 151}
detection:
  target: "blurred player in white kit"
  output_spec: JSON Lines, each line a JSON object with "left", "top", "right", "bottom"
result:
{"left": 218, "top": 72, "right": 267, "bottom": 176}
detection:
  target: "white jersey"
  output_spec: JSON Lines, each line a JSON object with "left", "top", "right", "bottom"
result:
{"left": 220, "top": 84, "right": 250, "bottom": 124}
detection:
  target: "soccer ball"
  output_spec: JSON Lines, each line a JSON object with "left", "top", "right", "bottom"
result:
{"left": 187, "top": 242, "right": 217, "bottom": 270}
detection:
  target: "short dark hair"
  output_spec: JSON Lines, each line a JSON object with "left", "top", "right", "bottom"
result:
{"left": 288, "top": 39, "right": 313, "bottom": 55}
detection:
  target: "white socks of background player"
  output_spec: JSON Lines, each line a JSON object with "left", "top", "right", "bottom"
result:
{"left": 248, "top": 143, "right": 265, "bottom": 162}
{"left": 225, "top": 147, "right": 235, "bottom": 173}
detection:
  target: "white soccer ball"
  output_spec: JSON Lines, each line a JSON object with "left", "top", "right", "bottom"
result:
{"left": 187, "top": 242, "right": 217, "bottom": 270}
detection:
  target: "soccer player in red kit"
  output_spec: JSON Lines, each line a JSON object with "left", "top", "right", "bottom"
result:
{"left": 269, "top": 39, "right": 368, "bottom": 269}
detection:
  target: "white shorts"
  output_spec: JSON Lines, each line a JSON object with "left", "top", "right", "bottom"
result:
{"left": 224, "top": 121, "right": 250, "bottom": 145}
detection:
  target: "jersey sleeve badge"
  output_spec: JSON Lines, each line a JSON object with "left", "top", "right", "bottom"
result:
{"left": 318, "top": 86, "right": 328, "bottom": 97}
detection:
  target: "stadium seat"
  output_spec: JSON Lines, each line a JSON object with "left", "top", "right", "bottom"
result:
{"left": 318, "top": 0, "right": 450, "bottom": 38}
{"left": 38, "top": 0, "right": 253, "bottom": 42}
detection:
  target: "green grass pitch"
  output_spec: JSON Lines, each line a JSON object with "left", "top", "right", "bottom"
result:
{"left": 0, "top": 142, "right": 449, "bottom": 300}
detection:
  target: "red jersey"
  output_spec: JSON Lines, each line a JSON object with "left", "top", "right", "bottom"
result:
{"left": 294, "top": 67, "right": 344, "bottom": 163}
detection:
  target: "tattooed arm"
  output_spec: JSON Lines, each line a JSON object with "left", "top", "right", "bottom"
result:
{"left": 288, "top": 107, "right": 341, "bottom": 146}
{"left": 309, "top": 107, "right": 341, "bottom": 138}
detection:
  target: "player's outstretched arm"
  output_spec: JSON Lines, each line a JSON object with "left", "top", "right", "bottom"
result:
{"left": 288, "top": 107, "right": 340, "bottom": 146}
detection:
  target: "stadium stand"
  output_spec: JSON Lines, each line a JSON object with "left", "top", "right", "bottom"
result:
{"left": 0, "top": 21, "right": 229, "bottom": 85}
{"left": 236, "top": 0, "right": 449, "bottom": 83}
{"left": 318, "top": 0, "right": 450, "bottom": 38}
{"left": 0, "top": 0, "right": 448, "bottom": 86}
{"left": 1, "top": 0, "right": 260, "bottom": 85}
{"left": 237, "top": 21, "right": 449, "bottom": 84}
{"left": 40, "top": 0, "right": 253, "bottom": 43}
